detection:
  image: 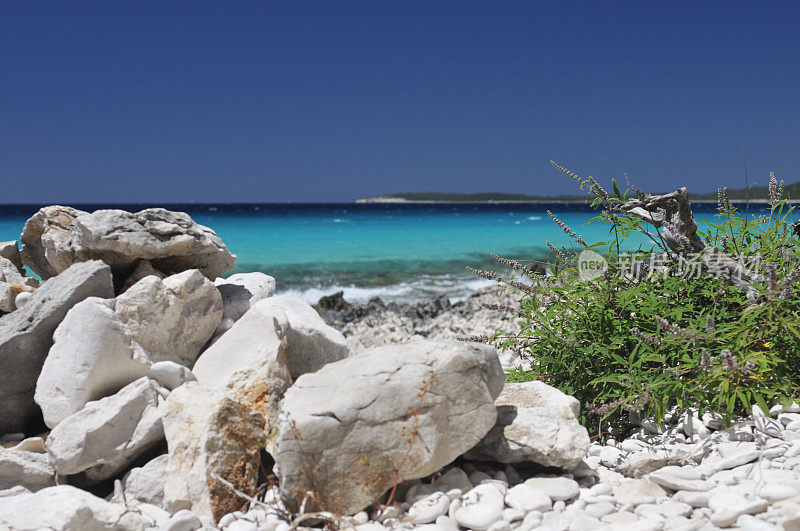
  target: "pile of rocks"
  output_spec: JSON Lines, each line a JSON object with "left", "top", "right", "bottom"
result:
{"left": 324, "top": 289, "right": 523, "bottom": 365}
{"left": 1, "top": 205, "right": 800, "bottom": 531}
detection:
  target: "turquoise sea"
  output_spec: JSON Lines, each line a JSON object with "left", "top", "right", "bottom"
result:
{"left": 0, "top": 203, "right": 770, "bottom": 304}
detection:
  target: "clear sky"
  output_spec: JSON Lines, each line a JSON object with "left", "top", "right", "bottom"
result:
{"left": 2, "top": 1, "right": 799, "bottom": 203}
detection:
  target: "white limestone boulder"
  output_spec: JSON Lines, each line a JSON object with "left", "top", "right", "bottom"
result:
{"left": 274, "top": 339, "right": 505, "bottom": 515}
{"left": 192, "top": 300, "right": 292, "bottom": 454}
{"left": 20, "top": 205, "right": 236, "bottom": 280}
{"left": 464, "top": 381, "right": 590, "bottom": 470}
{"left": 0, "top": 484, "right": 145, "bottom": 530}
{"left": 123, "top": 454, "right": 169, "bottom": 507}
{"left": 0, "top": 260, "right": 114, "bottom": 434}
{"left": 0, "top": 447, "right": 56, "bottom": 492}
{"left": 259, "top": 294, "right": 349, "bottom": 378}
{"left": 211, "top": 272, "right": 276, "bottom": 340}
{"left": 45, "top": 377, "right": 165, "bottom": 483}
{"left": 161, "top": 382, "right": 265, "bottom": 522}
{"left": 35, "top": 269, "right": 221, "bottom": 427}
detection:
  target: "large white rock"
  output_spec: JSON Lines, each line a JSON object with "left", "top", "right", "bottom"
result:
{"left": 46, "top": 377, "right": 164, "bottom": 483}
{"left": 123, "top": 454, "right": 169, "bottom": 507}
{"left": 35, "top": 269, "right": 222, "bottom": 427}
{"left": 0, "top": 484, "right": 145, "bottom": 530}
{"left": 258, "top": 295, "right": 349, "bottom": 378}
{"left": 274, "top": 340, "right": 505, "bottom": 515}
{"left": 464, "top": 382, "right": 590, "bottom": 470}
{"left": 192, "top": 300, "right": 292, "bottom": 454}
{"left": 0, "top": 260, "right": 114, "bottom": 434}
{"left": 161, "top": 382, "right": 265, "bottom": 522}
{"left": 20, "top": 205, "right": 236, "bottom": 280}
{"left": 0, "top": 447, "right": 56, "bottom": 492}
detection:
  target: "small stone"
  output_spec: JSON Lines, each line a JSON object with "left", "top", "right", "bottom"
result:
{"left": 161, "top": 509, "right": 203, "bottom": 531}
{"left": 618, "top": 439, "right": 652, "bottom": 453}
{"left": 14, "top": 291, "right": 31, "bottom": 308}
{"left": 523, "top": 477, "right": 579, "bottom": 500}
{"left": 613, "top": 479, "right": 667, "bottom": 506}
{"left": 635, "top": 500, "right": 692, "bottom": 518}
{"left": 736, "top": 514, "right": 779, "bottom": 531}
{"left": 486, "top": 521, "right": 510, "bottom": 531}
{"left": 435, "top": 516, "right": 459, "bottom": 531}
{"left": 453, "top": 504, "right": 503, "bottom": 531}
{"left": 758, "top": 483, "right": 798, "bottom": 502}
{"left": 599, "top": 445, "right": 627, "bottom": 468}
{"left": 501, "top": 508, "right": 524, "bottom": 523}
{"left": 520, "top": 511, "right": 542, "bottom": 528}
{"left": 601, "top": 511, "right": 638, "bottom": 523}
{"left": 409, "top": 492, "right": 451, "bottom": 524}
{"left": 228, "top": 521, "right": 258, "bottom": 531}
{"left": 590, "top": 482, "right": 613, "bottom": 496}
{"left": 584, "top": 501, "right": 615, "bottom": 519}
{"left": 568, "top": 516, "right": 602, "bottom": 531}
{"left": 755, "top": 415, "right": 784, "bottom": 438}
{"left": 148, "top": 361, "right": 196, "bottom": 391}
{"left": 504, "top": 483, "right": 551, "bottom": 512}
{"left": 673, "top": 489, "right": 713, "bottom": 507}
{"left": 469, "top": 471, "right": 493, "bottom": 485}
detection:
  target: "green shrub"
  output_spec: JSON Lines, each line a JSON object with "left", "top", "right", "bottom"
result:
{"left": 475, "top": 163, "right": 800, "bottom": 435}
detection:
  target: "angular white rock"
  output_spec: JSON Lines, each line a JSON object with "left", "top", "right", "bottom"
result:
{"left": 161, "top": 382, "right": 265, "bottom": 522}
{"left": 465, "top": 404, "right": 590, "bottom": 469}
{"left": 192, "top": 300, "right": 292, "bottom": 454}
{"left": 0, "top": 485, "right": 144, "bottom": 530}
{"left": 275, "top": 340, "right": 504, "bottom": 515}
{"left": 35, "top": 269, "right": 221, "bottom": 427}
{"left": 0, "top": 260, "right": 114, "bottom": 433}
{"left": 45, "top": 377, "right": 164, "bottom": 483}
{"left": 20, "top": 205, "right": 236, "bottom": 280}
{"left": 123, "top": 454, "right": 169, "bottom": 507}
{"left": 258, "top": 295, "right": 350, "bottom": 378}
{"left": 0, "top": 447, "right": 55, "bottom": 492}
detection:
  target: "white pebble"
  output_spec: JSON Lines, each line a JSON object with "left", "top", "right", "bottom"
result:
{"left": 757, "top": 483, "right": 798, "bottom": 502}
{"left": 585, "top": 501, "right": 615, "bottom": 519}
{"left": 408, "top": 492, "right": 450, "bottom": 524}
{"left": 453, "top": 504, "right": 503, "bottom": 531}
{"left": 227, "top": 521, "right": 258, "bottom": 531}
{"left": 504, "top": 484, "right": 551, "bottom": 513}
{"left": 524, "top": 477, "right": 580, "bottom": 501}
{"left": 14, "top": 291, "right": 31, "bottom": 308}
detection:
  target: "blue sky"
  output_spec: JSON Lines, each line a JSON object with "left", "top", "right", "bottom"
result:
{"left": 1, "top": 1, "right": 799, "bottom": 203}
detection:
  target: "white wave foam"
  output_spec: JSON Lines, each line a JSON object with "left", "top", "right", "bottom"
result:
{"left": 278, "top": 276, "right": 497, "bottom": 305}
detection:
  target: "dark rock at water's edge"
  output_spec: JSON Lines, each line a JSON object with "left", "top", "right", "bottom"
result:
{"left": 312, "top": 290, "right": 351, "bottom": 314}
{"left": 318, "top": 292, "right": 453, "bottom": 329}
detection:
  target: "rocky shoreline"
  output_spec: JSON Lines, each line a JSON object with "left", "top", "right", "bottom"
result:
{"left": 1, "top": 205, "right": 799, "bottom": 530}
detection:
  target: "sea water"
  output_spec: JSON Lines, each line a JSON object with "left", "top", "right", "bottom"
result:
{"left": 0, "top": 203, "right": 771, "bottom": 304}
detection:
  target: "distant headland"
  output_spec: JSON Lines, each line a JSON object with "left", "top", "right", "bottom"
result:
{"left": 357, "top": 180, "right": 800, "bottom": 204}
